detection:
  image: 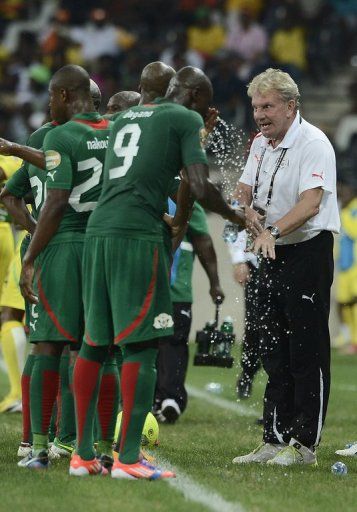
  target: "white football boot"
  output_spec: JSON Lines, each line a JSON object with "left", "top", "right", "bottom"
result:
{"left": 267, "top": 438, "right": 317, "bottom": 466}
{"left": 232, "top": 442, "right": 284, "bottom": 464}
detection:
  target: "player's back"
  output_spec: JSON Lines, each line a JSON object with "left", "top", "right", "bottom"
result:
{"left": 6, "top": 122, "right": 58, "bottom": 222}
{"left": 43, "top": 113, "right": 112, "bottom": 242}
{"left": 87, "top": 99, "right": 207, "bottom": 241}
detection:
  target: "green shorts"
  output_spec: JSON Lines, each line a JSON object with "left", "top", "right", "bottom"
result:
{"left": 30, "top": 241, "right": 84, "bottom": 345}
{"left": 83, "top": 235, "right": 173, "bottom": 346}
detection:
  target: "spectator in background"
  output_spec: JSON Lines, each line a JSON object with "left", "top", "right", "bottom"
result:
{"left": 335, "top": 81, "right": 357, "bottom": 155}
{"left": 226, "top": 0, "right": 263, "bottom": 19}
{"left": 225, "top": 6, "right": 268, "bottom": 81}
{"left": 228, "top": 230, "right": 261, "bottom": 400}
{"left": 187, "top": 7, "right": 226, "bottom": 61}
{"left": 40, "top": 8, "right": 81, "bottom": 69}
{"left": 210, "top": 51, "right": 247, "bottom": 125}
{"left": 269, "top": 7, "right": 307, "bottom": 81}
{"left": 334, "top": 166, "right": 357, "bottom": 354}
{"left": 69, "top": 8, "right": 135, "bottom": 64}
{"left": 161, "top": 31, "right": 204, "bottom": 71}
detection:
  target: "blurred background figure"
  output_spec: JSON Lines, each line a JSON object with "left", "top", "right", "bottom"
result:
{"left": 228, "top": 230, "right": 260, "bottom": 400}
{"left": 154, "top": 201, "right": 224, "bottom": 424}
{"left": 334, "top": 164, "right": 357, "bottom": 354}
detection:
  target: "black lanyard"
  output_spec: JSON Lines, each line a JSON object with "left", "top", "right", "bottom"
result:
{"left": 253, "top": 147, "right": 287, "bottom": 207}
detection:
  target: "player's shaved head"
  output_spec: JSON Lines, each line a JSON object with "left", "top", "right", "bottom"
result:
{"left": 90, "top": 79, "right": 102, "bottom": 111}
{"left": 51, "top": 64, "right": 90, "bottom": 93}
{"left": 139, "top": 61, "right": 176, "bottom": 103}
{"left": 165, "top": 66, "right": 213, "bottom": 117}
{"left": 106, "top": 91, "right": 140, "bottom": 114}
{"left": 49, "top": 65, "right": 94, "bottom": 123}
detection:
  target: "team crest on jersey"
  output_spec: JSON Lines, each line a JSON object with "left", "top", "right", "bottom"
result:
{"left": 153, "top": 313, "right": 174, "bottom": 329}
{"left": 45, "top": 150, "right": 61, "bottom": 170}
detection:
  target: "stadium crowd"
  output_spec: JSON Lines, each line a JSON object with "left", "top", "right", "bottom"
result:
{"left": 0, "top": 0, "right": 357, "bottom": 478}
{"left": 0, "top": 0, "right": 356, "bottom": 141}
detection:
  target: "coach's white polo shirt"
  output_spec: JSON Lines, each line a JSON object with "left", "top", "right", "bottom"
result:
{"left": 239, "top": 112, "right": 340, "bottom": 245}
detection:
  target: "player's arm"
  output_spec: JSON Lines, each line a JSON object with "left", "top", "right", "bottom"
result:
{"left": 0, "top": 138, "right": 45, "bottom": 170}
{"left": 0, "top": 163, "right": 36, "bottom": 233}
{"left": 184, "top": 162, "right": 244, "bottom": 225}
{"left": 166, "top": 177, "right": 195, "bottom": 251}
{"left": 21, "top": 130, "right": 73, "bottom": 303}
{"left": 0, "top": 187, "right": 36, "bottom": 234}
{"left": 21, "top": 189, "right": 70, "bottom": 303}
{"left": 191, "top": 233, "right": 224, "bottom": 303}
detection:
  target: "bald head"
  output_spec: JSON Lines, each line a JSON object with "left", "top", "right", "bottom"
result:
{"left": 165, "top": 66, "right": 213, "bottom": 117}
{"left": 51, "top": 64, "right": 90, "bottom": 93}
{"left": 139, "top": 61, "right": 175, "bottom": 103}
{"left": 49, "top": 64, "right": 94, "bottom": 123}
{"left": 90, "top": 79, "right": 102, "bottom": 111}
{"left": 106, "top": 91, "right": 141, "bottom": 115}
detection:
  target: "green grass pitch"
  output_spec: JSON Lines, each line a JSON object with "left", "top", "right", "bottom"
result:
{"left": 0, "top": 348, "right": 356, "bottom": 512}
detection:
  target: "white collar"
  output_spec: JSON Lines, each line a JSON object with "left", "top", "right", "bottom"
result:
{"left": 259, "top": 111, "right": 302, "bottom": 150}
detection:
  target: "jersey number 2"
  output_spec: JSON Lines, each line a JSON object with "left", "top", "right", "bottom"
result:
{"left": 69, "top": 157, "right": 102, "bottom": 212}
{"left": 109, "top": 124, "right": 141, "bottom": 180}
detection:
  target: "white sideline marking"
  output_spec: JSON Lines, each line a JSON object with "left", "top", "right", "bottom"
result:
{"left": 187, "top": 385, "right": 259, "bottom": 417}
{"left": 158, "top": 456, "right": 246, "bottom": 512}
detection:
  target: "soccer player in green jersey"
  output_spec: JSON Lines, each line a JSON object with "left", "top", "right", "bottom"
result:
{"left": 106, "top": 91, "right": 141, "bottom": 115}
{"left": 1, "top": 120, "right": 60, "bottom": 457}
{"left": 9, "top": 65, "right": 112, "bottom": 471}
{"left": 72, "top": 66, "right": 245, "bottom": 480}
{"left": 0, "top": 77, "right": 107, "bottom": 463}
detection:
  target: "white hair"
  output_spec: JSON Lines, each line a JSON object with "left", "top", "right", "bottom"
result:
{"left": 247, "top": 68, "right": 300, "bottom": 109}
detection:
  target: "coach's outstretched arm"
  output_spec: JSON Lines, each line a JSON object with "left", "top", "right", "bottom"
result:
{"left": 0, "top": 138, "right": 45, "bottom": 170}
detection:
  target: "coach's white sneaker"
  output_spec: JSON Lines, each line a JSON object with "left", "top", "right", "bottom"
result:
{"left": 267, "top": 439, "right": 317, "bottom": 466}
{"left": 335, "top": 442, "right": 357, "bottom": 457}
{"left": 232, "top": 442, "right": 284, "bottom": 464}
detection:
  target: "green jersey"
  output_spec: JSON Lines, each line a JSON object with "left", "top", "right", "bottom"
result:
{"left": 170, "top": 202, "right": 209, "bottom": 303}
{"left": 43, "top": 112, "right": 112, "bottom": 242}
{"left": 87, "top": 98, "right": 208, "bottom": 241}
{"left": 5, "top": 122, "right": 58, "bottom": 220}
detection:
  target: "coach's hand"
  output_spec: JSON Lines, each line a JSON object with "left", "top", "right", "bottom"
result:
{"left": 20, "top": 259, "right": 38, "bottom": 304}
{"left": 253, "top": 229, "right": 276, "bottom": 260}
{"left": 244, "top": 206, "right": 265, "bottom": 238}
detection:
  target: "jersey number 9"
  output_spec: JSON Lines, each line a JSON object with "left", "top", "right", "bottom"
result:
{"left": 109, "top": 124, "right": 141, "bottom": 180}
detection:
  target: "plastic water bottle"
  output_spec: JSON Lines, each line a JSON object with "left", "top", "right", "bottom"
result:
{"left": 213, "top": 317, "right": 235, "bottom": 357}
{"left": 222, "top": 200, "right": 240, "bottom": 243}
{"left": 331, "top": 461, "right": 348, "bottom": 475}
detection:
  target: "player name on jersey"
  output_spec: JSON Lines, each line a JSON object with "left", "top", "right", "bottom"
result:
{"left": 87, "top": 137, "right": 109, "bottom": 150}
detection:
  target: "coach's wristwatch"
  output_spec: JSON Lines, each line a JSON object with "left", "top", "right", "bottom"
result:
{"left": 267, "top": 225, "right": 281, "bottom": 240}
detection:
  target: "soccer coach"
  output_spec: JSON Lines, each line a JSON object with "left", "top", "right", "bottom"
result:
{"left": 232, "top": 68, "right": 340, "bottom": 466}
